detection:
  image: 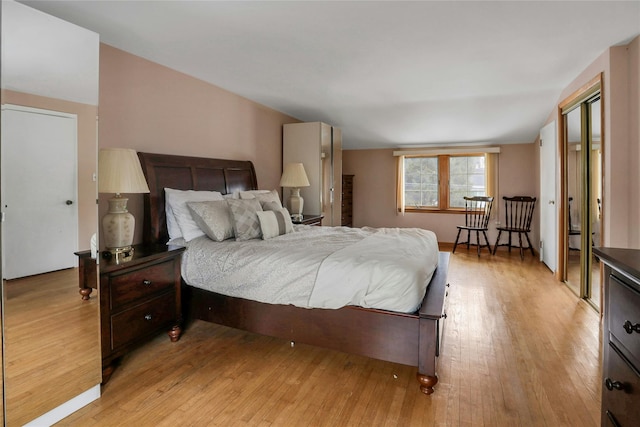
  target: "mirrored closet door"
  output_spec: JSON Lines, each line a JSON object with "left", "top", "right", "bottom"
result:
{"left": 1, "top": 1, "right": 101, "bottom": 425}
{"left": 561, "top": 78, "right": 602, "bottom": 312}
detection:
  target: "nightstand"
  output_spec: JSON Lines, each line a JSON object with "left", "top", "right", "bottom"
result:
{"left": 100, "top": 243, "right": 185, "bottom": 382}
{"left": 292, "top": 214, "right": 324, "bottom": 226}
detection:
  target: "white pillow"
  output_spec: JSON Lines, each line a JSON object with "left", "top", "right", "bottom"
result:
{"left": 165, "top": 188, "right": 224, "bottom": 241}
{"left": 240, "top": 189, "right": 282, "bottom": 209}
{"left": 257, "top": 208, "right": 294, "bottom": 239}
{"left": 239, "top": 190, "right": 270, "bottom": 199}
{"left": 262, "top": 201, "right": 282, "bottom": 212}
{"left": 227, "top": 198, "right": 263, "bottom": 241}
{"left": 187, "top": 200, "right": 234, "bottom": 242}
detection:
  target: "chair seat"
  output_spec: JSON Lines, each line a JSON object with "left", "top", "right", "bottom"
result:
{"left": 457, "top": 225, "right": 488, "bottom": 231}
{"left": 496, "top": 226, "right": 530, "bottom": 232}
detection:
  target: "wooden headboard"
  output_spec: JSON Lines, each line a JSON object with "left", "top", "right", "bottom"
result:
{"left": 137, "top": 152, "right": 258, "bottom": 245}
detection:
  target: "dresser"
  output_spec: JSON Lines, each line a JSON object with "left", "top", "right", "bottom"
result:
{"left": 100, "top": 244, "right": 185, "bottom": 382}
{"left": 593, "top": 247, "right": 640, "bottom": 427}
{"left": 341, "top": 174, "right": 353, "bottom": 227}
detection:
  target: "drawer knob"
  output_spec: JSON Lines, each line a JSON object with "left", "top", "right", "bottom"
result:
{"left": 142, "top": 279, "right": 152, "bottom": 286}
{"left": 604, "top": 377, "right": 625, "bottom": 391}
{"left": 144, "top": 314, "right": 152, "bottom": 321}
{"left": 623, "top": 320, "right": 640, "bottom": 334}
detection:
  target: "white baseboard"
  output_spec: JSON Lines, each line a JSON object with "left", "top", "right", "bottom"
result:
{"left": 23, "top": 384, "right": 100, "bottom": 427}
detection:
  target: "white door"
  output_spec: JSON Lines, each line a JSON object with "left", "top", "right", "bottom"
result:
{"left": 540, "top": 121, "right": 557, "bottom": 272}
{"left": 1, "top": 105, "right": 78, "bottom": 279}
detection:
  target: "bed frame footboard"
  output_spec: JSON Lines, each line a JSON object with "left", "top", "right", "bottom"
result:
{"left": 185, "top": 252, "right": 450, "bottom": 394}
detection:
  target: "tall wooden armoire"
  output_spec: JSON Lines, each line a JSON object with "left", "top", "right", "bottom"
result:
{"left": 283, "top": 122, "right": 342, "bottom": 226}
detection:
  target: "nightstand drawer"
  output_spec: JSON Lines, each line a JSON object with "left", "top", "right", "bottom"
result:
{"left": 109, "top": 260, "right": 176, "bottom": 309}
{"left": 110, "top": 292, "right": 176, "bottom": 350}
{"left": 609, "top": 274, "right": 640, "bottom": 357}
{"left": 602, "top": 343, "right": 640, "bottom": 427}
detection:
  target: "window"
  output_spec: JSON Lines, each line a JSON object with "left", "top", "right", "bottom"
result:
{"left": 397, "top": 150, "right": 497, "bottom": 213}
{"left": 404, "top": 157, "right": 439, "bottom": 208}
{"left": 449, "top": 155, "right": 486, "bottom": 207}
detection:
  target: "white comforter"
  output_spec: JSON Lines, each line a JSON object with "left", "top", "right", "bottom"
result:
{"left": 180, "top": 225, "right": 439, "bottom": 313}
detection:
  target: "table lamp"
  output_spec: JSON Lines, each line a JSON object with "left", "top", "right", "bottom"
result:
{"left": 280, "top": 162, "right": 310, "bottom": 221}
{"left": 98, "top": 148, "right": 150, "bottom": 257}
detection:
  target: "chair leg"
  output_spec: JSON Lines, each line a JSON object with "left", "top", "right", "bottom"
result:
{"left": 508, "top": 232, "right": 512, "bottom": 253}
{"left": 482, "top": 230, "right": 492, "bottom": 255}
{"left": 493, "top": 230, "right": 503, "bottom": 254}
{"left": 453, "top": 228, "right": 462, "bottom": 253}
{"left": 466, "top": 230, "right": 471, "bottom": 250}
{"left": 524, "top": 232, "right": 535, "bottom": 256}
{"left": 518, "top": 232, "right": 524, "bottom": 259}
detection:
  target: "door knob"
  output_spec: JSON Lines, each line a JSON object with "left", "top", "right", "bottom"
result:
{"left": 66, "top": 200, "right": 73, "bottom": 205}
{"left": 548, "top": 200, "right": 555, "bottom": 205}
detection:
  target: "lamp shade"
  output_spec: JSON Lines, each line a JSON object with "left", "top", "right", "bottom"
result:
{"left": 280, "top": 163, "right": 310, "bottom": 188}
{"left": 98, "top": 148, "right": 150, "bottom": 194}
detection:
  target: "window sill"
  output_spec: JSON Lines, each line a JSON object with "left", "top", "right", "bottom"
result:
{"left": 402, "top": 208, "right": 466, "bottom": 214}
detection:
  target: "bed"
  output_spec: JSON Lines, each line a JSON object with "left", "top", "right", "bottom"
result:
{"left": 137, "top": 151, "right": 450, "bottom": 394}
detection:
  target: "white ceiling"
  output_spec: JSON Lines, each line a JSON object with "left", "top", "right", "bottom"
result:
{"left": 20, "top": 1, "right": 640, "bottom": 150}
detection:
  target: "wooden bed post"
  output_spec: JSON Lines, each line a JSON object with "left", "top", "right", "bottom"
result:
{"left": 417, "top": 317, "right": 439, "bottom": 394}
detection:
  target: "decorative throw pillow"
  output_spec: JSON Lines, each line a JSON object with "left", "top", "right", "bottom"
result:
{"left": 226, "top": 198, "right": 263, "bottom": 241}
{"left": 255, "top": 190, "right": 283, "bottom": 209}
{"left": 239, "top": 190, "right": 270, "bottom": 199}
{"left": 187, "top": 200, "right": 234, "bottom": 242}
{"left": 262, "top": 201, "right": 282, "bottom": 212}
{"left": 257, "top": 208, "right": 294, "bottom": 239}
{"left": 165, "top": 188, "right": 225, "bottom": 241}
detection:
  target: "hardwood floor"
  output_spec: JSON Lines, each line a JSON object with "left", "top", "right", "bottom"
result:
{"left": 4, "top": 268, "right": 101, "bottom": 426}
{"left": 57, "top": 248, "right": 601, "bottom": 426}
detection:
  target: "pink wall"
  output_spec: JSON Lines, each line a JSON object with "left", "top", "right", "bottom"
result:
{"left": 98, "top": 44, "right": 298, "bottom": 245}
{"left": 2, "top": 90, "right": 98, "bottom": 251}
{"left": 544, "top": 35, "right": 640, "bottom": 248}
{"left": 342, "top": 144, "right": 536, "bottom": 245}
{"left": 628, "top": 36, "right": 640, "bottom": 248}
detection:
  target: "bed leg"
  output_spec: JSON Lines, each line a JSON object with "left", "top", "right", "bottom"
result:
{"left": 416, "top": 373, "right": 438, "bottom": 395}
{"left": 168, "top": 325, "right": 182, "bottom": 342}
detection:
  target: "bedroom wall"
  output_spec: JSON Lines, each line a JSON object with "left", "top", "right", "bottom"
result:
{"left": 342, "top": 143, "right": 537, "bottom": 245}
{"left": 98, "top": 44, "right": 298, "bottom": 245}
{"left": 539, "top": 35, "right": 640, "bottom": 249}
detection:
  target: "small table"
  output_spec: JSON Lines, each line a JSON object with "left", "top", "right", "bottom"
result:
{"left": 292, "top": 214, "right": 324, "bottom": 226}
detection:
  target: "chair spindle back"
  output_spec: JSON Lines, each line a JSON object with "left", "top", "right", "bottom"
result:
{"left": 464, "top": 196, "right": 494, "bottom": 229}
{"left": 503, "top": 196, "right": 536, "bottom": 231}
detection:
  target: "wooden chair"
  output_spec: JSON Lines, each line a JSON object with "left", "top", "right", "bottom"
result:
{"left": 493, "top": 196, "right": 536, "bottom": 259}
{"left": 568, "top": 196, "right": 581, "bottom": 250}
{"left": 568, "top": 196, "right": 595, "bottom": 250}
{"left": 452, "top": 196, "right": 494, "bottom": 257}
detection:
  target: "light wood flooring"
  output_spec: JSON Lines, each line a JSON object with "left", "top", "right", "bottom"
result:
{"left": 56, "top": 247, "right": 602, "bottom": 426}
{"left": 4, "top": 269, "right": 101, "bottom": 426}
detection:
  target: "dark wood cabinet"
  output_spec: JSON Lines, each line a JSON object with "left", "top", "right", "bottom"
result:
{"left": 593, "top": 247, "right": 640, "bottom": 427}
{"left": 100, "top": 244, "right": 185, "bottom": 382}
{"left": 341, "top": 174, "right": 353, "bottom": 227}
